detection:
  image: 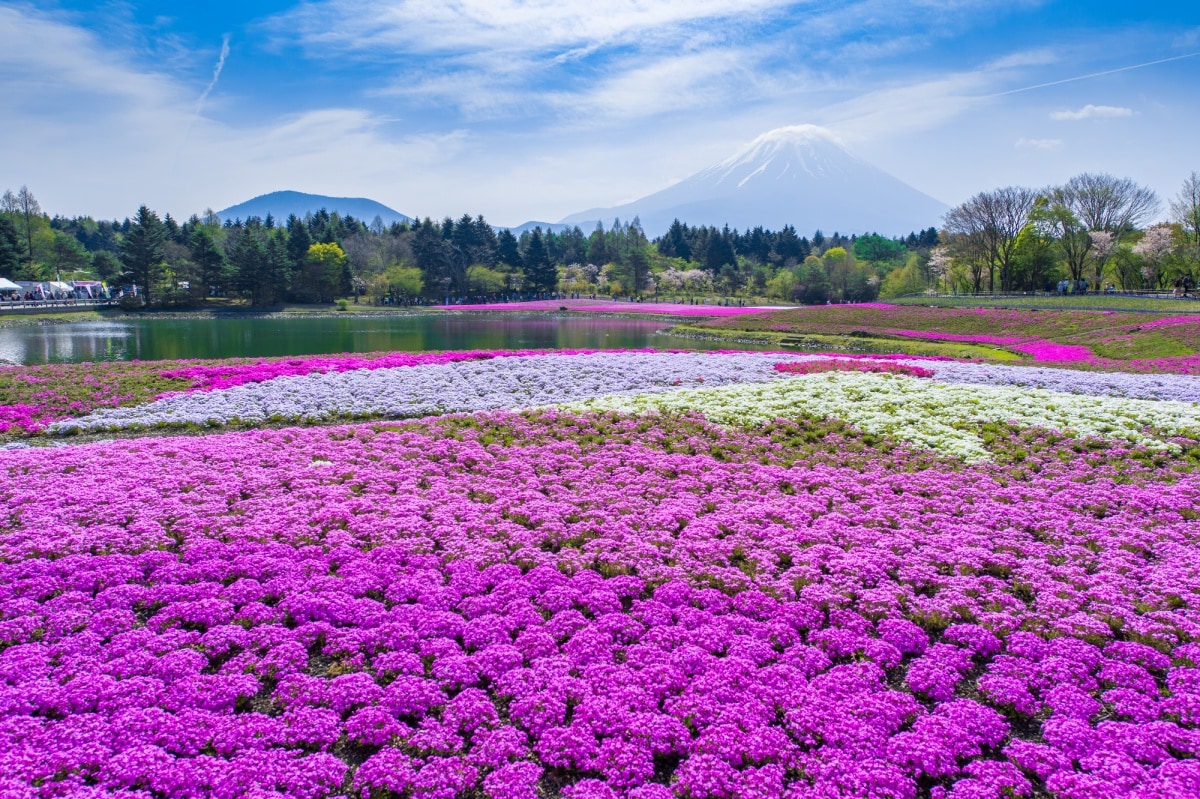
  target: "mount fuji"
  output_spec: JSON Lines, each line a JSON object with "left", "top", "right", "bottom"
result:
{"left": 558, "top": 125, "right": 948, "bottom": 237}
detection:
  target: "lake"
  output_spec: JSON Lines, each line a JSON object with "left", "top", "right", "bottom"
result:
{"left": 0, "top": 313, "right": 767, "bottom": 365}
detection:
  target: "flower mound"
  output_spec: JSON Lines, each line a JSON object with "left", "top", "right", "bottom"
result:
{"left": 567, "top": 370, "right": 1200, "bottom": 461}
{"left": 3, "top": 408, "right": 1200, "bottom": 798}
{"left": 774, "top": 359, "right": 935, "bottom": 378}
{"left": 49, "top": 352, "right": 809, "bottom": 433}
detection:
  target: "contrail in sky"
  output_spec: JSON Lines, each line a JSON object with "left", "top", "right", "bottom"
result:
{"left": 988, "top": 51, "right": 1200, "bottom": 97}
{"left": 197, "top": 34, "right": 231, "bottom": 107}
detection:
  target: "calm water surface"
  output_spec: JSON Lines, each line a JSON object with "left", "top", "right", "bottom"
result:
{"left": 0, "top": 314, "right": 769, "bottom": 365}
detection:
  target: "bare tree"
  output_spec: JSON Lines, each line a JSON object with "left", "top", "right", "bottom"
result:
{"left": 15, "top": 186, "right": 42, "bottom": 268}
{"left": 1, "top": 186, "right": 42, "bottom": 267}
{"left": 1035, "top": 174, "right": 1158, "bottom": 287}
{"left": 1057, "top": 173, "right": 1159, "bottom": 238}
{"left": 943, "top": 186, "right": 1038, "bottom": 291}
{"left": 939, "top": 229, "right": 989, "bottom": 294}
{"left": 1171, "top": 172, "right": 1200, "bottom": 267}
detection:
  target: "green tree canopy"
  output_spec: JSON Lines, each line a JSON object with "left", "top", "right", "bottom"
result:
{"left": 121, "top": 205, "right": 167, "bottom": 304}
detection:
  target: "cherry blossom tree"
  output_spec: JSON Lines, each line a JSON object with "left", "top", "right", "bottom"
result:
{"left": 1133, "top": 225, "right": 1176, "bottom": 289}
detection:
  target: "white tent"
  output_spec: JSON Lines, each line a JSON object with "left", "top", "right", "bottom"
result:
{"left": 0, "top": 277, "right": 20, "bottom": 291}
{"left": 49, "top": 281, "right": 73, "bottom": 293}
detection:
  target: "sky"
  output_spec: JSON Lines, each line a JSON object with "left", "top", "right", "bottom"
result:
{"left": 1, "top": 1, "right": 1197, "bottom": 228}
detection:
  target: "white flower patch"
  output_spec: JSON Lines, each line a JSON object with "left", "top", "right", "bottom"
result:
{"left": 562, "top": 371, "right": 1200, "bottom": 462}
{"left": 49, "top": 352, "right": 817, "bottom": 433}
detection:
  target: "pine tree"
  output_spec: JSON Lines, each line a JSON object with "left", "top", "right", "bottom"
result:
{"left": 189, "top": 227, "right": 228, "bottom": 298}
{"left": 0, "top": 216, "right": 20, "bottom": 278}
{"left": 264, "top": 234, "right": 291, "bottom": 304}
{"left": 121, "top": 206, "right": 167, "bottom": 304}
{"left": 496, "top": 229, "right": 522, "bottom": 270}
{"left": 521, "top": 229, "right": 557, "bottom": 293}
{"left": 286, "top": 215, "right": 312, "bottom": 270}
{"left": 231, "top": 225, "right": 268, "bottom": 305}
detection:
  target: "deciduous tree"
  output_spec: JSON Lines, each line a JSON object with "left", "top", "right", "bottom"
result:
{"left": 943, "top": 186, "right": 1038, "bottom": 291}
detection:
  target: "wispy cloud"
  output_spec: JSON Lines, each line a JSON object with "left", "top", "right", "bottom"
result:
{"left": 1015, "top": 137, "right": 1062, "bottom": 149}
{"left": 273, "top": 0, "right": 795, "bottom": 57}
{"left": 1050, "top": 104, "right": 1133, "bottom": 120}
{"left": 270, "top": 0, "right": 1038, "bottom": 128}
{"left": 196, "top": 34, "right": 231, "bottom": 109}
{"left": 0, "top": 6, "right": 474, "bottom": 220}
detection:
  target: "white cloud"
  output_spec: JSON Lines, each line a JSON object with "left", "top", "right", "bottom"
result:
{"left": 0, "top": 6, "right": 472, "bottom": 220}
{"left": 984, "top": 48, "right": 1060, "bottom": 70}
{"left": 273, "top": 0, "right": 796, "bottom": 57}
{"left": 1015, "top": 137, "right": 1062, "bottom": 150}
{"left": 1051, "top": 104, "right": 1134, "bottom": 120}
{"left": 819, "top": 72, "right": 992, "bottom": 142}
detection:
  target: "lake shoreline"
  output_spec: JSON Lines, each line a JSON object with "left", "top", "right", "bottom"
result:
{"left": 0, "top": 303, "right": 747, "bottom": 328}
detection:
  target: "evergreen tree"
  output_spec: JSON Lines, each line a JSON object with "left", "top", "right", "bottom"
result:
{"left": 558, "top": 226, "right": 588, "bottom": 265}
{"left": 496, "top": 229, "right": 522, "bottom": 270}
{"left": 264, "top": 233, "right": 292, "bottom": 304}
{"left": 189, "top": 227, "right": 229, "bottom": 298}
{"left": 90, "top": 251, "right": 123, "bottom": 282}
{"left": 412, "top": 218, "right": 455, "bottom": 297}
{"left": 521, "top": 229, "right": 556, "bottom": 293}
{"left": 0, "top": 216, "right": 19, "bottom": 278}
{"left": 121, "top": 205, "right": 167, "bottom": 304}
{"left": 703, "top": 227, "right": 737, "bottom": 273}
{"left": 774, "top": 225, "right": 805, "bottom": 265}
{"left": 231, "top": 225, "right": 268, "bottom": 305}
{"left": 587, "top": 223, "right": 608, "bottom": 266}
{"left": 659, "top": 219, "right": 692, "bottom": 260}
{"left": 286, "top": 215, "right": 313, "bottom": 278}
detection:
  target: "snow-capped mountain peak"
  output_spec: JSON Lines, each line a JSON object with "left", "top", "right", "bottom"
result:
{"left": 559, "top": 125, "right": 947, "bottom": 236}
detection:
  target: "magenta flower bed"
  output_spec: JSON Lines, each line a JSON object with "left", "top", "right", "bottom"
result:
{"left": 1009, "top": 342, "right": 1100, "bottom": 364}
{"left": 1141, "top": 316, "right": 1200, "bottom": 330}
{"left": 3, "top": 411, "right": 1200, "bottom": 798}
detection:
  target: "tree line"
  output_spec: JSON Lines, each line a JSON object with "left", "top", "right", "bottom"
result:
{"left": 0, "top": 188, "right": 944, "bottom": 306}
{"left": 936, "top": 172, "right": 1200, "bottom": 294}
{"left": 4, "top": 169, "right": 1195, "bottom": 308}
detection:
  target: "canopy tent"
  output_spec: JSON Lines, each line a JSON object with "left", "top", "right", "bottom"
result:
{"left": 48, "top": 281, "right": 73, "bottom": 293}
{"left": 0, "top": 278, "right": 20, "bottom": 291}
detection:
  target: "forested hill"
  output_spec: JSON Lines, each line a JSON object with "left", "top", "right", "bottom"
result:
{"left": 216, "top": 192, "right": 411, "bottom": 227}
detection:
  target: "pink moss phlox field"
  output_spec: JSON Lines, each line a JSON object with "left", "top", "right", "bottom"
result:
{"left": 1008, "top": 342, "right": 1100, "bottom": 364}
{"left": 4, "top": 411, "right": 1200, "bottom": 798}
{"left": 774, "top": 360, "right": 936, "bottom": 378}
{"left": 0, "top": 364, "right": 144, "bottom": 433}
{"left": 1142, "top": 317, "right": 1199, "bottom": 330}
{"left": 885, "top": 330, "right": 1028, "bottom": 346}
{"left": 436, "top": 300, "right": 775, "bottom": 317}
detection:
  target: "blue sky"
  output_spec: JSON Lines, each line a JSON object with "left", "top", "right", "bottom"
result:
{"left": 2, "top": 1, "right": 1197, "bottom": 227}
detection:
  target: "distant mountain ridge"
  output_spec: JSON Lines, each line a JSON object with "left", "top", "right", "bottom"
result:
{"left": 559, "top": 125, "right": 948, "bottom": 237}
{"left": 215, "top": 191, "right": 412, "bottom": 225}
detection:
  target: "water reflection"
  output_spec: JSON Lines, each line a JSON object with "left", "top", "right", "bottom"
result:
{"left": 0, "top": 322, "right": 133, "bottom": 365}
{"left": 0, "top": 314, "right": 767, "bottom": 365}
